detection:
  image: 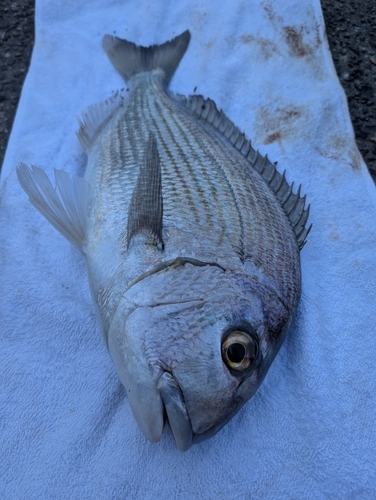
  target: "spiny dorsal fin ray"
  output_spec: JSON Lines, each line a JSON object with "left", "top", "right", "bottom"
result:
{"left": 175, "top": 94, "right": 311, "bottom": 250}
{"left": 127, "top": 134, "right": 163, "bottom": 249}
{"left": 102, "top": 30, "right": 191, "bottom": 84}
{"left": 77, "top": 91, "right": 125, "bottom": 151}
{"left": 16, "top": 163, "right": 92, "bottom": 252}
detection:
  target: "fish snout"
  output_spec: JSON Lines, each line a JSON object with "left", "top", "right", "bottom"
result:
{"left": 122, "top": 365, "right": 193, "bottom": 451}
{"left": 107, "top": 314, "right": 193, "bottom": 450}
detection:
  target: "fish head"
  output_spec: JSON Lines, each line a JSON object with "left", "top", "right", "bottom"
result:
{"left": 108, "top": 260, "right": 293, "bottom": 451}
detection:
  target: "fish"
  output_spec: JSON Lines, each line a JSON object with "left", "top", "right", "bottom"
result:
{"left": 16, "top": 30, "right": 311, "bottom": 451}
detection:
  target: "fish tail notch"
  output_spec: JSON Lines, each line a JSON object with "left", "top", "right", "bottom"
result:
{"left": 16, "top": 163, "right": 92, "bottom": 252}
{"left": 102, "top": 30, "right": 191, "bottom": 84}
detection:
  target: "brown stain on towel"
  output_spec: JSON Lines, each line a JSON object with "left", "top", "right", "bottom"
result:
{"left": 254, "top": 105, "right": 305, "bottom": 146}
{"left": 240, "top": 34, "right": 280, "bottom": 60}
{"left": 261, "top": 1, "right": 323, "bottom": 60}
{"left": 283, "top": 26, "right": 313, "bottom": 58}
{"left": 317, "top": 135, "right": 363, "bottom": 171}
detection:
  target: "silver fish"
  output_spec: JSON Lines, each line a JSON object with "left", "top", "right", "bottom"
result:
{"left": 17, "top": 30, "right": 310, "bottom": 451}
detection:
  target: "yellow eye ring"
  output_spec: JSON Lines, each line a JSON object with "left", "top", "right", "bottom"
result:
{"left": 222, "top": 330, "right": 258, "bottom": 372}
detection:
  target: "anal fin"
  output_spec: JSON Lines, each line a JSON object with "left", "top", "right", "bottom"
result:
{"left": 16, "top": 163, "right": 92, "bottom": 252}
{"left": 127, "top": 134, "right": 163, "bottom": 250}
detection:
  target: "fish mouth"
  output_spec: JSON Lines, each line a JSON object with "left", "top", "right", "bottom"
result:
{"left": 157, "top": 372, "right": 193, "bottom": 452}
{"left": 123, "top": 369, "right": 193, "bottom": 451}
{"left": 133, "top": 371, "right": 222, "bottom": 451}
{"left": 157, "top": 372, "right": 232, "bottom": 449}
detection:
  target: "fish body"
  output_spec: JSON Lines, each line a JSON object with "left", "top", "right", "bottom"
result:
{"left": 17, "top": 31, "right": 310, "bottom": 451}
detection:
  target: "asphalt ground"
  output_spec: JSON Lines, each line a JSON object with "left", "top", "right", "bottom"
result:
{"left": 1, "top": 0, "right": 375, "bottom": 182}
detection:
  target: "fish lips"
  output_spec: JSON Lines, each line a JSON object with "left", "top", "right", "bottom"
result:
{"left": 158, "top": 368, "right": 258, "bottom": 450}
{"left": 157, "top": 372, "right": 193, "bottom": 452}
{"left": 125, "top": 368, "right": 193, "bottom": 451}
{"left": 157, "top": 370, "right": 236, "bottom": 451}
{"left": 128, "top": 367, "right": 244, "bottom": 452}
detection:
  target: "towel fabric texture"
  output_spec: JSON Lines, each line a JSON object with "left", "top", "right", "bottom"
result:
{"left": 1, "top": 0, "right": 376, "bottom": 498}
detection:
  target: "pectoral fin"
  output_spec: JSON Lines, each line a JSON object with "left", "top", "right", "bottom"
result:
{"left": 127, "top": 134, "right": 163, "bottom": 249}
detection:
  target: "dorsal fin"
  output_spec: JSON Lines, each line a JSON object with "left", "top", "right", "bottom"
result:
{"left": 175, "top": 94, "right": 311, "bottom": 249}
{"left": 77, "top": 91, "right": 125, "bottom": 151}
{"left": 127, "top": 134, "right": 163, "bottom": 249}
{"left": 102, "top": 30, "right": 191, "bottom": 84}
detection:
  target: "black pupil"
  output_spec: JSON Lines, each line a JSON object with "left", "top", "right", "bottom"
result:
{"left": 227, "top": 343, "right": 246, "bottom": 363}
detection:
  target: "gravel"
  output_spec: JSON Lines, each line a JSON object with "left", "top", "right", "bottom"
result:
{"left": 321, "top": 0, "right": 376, "bottom": 180}
{"left": 0, "top": 0, "right": 34, "bottom": 168}
{"left": 1, "top": 0, "right": 375, "bottom": 182}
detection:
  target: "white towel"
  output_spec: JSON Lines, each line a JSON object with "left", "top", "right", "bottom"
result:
{"left": 1, "top": 0, "right": 376, "bottom": 497}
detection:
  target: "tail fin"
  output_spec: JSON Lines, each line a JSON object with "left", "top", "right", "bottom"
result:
{"left": 102, "top": 30, "right": 191, "bottom": 84}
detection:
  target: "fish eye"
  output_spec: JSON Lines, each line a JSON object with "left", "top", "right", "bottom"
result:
{"left": 222, "top": 330, "right": 258, "bottom": 372}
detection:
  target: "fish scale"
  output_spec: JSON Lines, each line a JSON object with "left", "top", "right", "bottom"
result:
{"left": 93, "top": 81, "right": 238, "bottom": 261}
{"left": 84, "top": 74, "right": 300, "bottom": 336}
{"left": 156, "top": 86, "right": 258, "bottom": 259}
{"left": 171, "top": 93, "right": 298, "bottom": 294}
{"left": 157, "top": 102, "right": 233, "bottom": 239}
{"left": 17, "top": 30, "right": 310, "bottom": 450}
